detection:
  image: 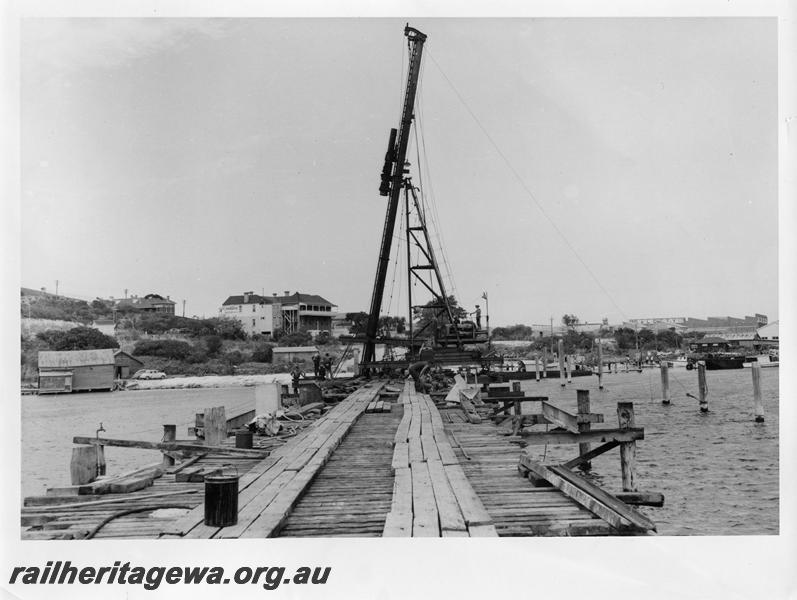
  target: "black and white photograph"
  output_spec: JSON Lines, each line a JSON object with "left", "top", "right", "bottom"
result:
{"left": 3, "top": 3, "right": 795, "bottom": 599}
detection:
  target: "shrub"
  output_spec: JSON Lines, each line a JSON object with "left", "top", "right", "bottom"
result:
{"left": 251, "top": 343, "right": 273, "bottom": 363}
{"left": 204, "top": 335, "right": 223, "bottom": 356}
{"left": 37, "top": 326, "right": 118, "bottom": 351}
{"left": 133, "top": 339, "right": 193, "bottom": 360}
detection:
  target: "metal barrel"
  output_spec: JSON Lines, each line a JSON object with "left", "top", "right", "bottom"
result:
{"left": 204, "top": 474, "right": 239, "bottom": 527}
{"left": 235, "top": 430, "right": 253, "bottom": 449}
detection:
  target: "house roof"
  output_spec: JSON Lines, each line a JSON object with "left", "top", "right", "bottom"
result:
{"left": 115, "top": 295, "right": 175, "bottom": 309}
{"left": 272, "top": 346, "right": 319, "bottom": 354}
{"left": 722, "top": 332, "right": 760, "bottom": 341}
{"left": 696, "top": 336, "right": 728, "bottom": 344}
{"left": 757, "top": 321, "right": 779, "bottom": 338}
{"left": 113, "top": 350, "right": 144, "bottom": 366}
{"left": 39, "top": 349, "right": 115, "bottom": 368}
{"left": 222, "top": 292, "right": 336, "bottom": 307}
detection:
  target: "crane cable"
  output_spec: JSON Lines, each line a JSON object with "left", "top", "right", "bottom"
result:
{"left": 426, "top": 48, "right": 629, "bottom": 322}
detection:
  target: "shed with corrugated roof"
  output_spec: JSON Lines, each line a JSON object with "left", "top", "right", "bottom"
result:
{"left": 38, "top": 349, "right": 116, "bottom": 393}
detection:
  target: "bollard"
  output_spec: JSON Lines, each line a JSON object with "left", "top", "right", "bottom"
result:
{"left": 660, "top": 363, "right": 670, "bottom": 405}
{"left": 697, "top": 363, "right": 708, "bottom": 412}
{"left": 751, "top": 362, "right": 764, "bottom": 422}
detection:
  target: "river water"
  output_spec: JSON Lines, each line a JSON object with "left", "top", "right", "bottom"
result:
{"left": 20, "top": 367, "right": 779, "bottom": 536}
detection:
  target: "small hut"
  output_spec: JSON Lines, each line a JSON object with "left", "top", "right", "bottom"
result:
{"left": 113, "top": 350, "right": 144, "bottom": 379}
{"left": 38, "top": 349, "right": 116, "bottom": 393}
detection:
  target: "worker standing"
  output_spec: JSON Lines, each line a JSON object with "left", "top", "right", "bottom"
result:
{"left": 472, "top": 305, "right": 482, "bottom": 329}
{"left": 290, "top": 364, "right": 303, "bottom": 395}
{"left": 323, "top": 353, "right": 333, "bottom": 379}
{"left": 312, "top": 352, "right": 321, "bottom": 379}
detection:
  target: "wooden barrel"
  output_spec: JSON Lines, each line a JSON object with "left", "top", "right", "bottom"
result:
{"left": 235, "top": 430, "right": 253, "bottom": 449}
{"left": 204, "top": 474, "right": 239, "bottom": 527}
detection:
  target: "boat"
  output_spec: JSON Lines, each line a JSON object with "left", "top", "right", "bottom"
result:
{"left": 665, "top": 357, "right": 689, "bottom": 368}
{"left": 703, "top": 354, "right": 746, "bottom": 370}
{"left": 743, "top": 353, "right": 779, "bottom": 368}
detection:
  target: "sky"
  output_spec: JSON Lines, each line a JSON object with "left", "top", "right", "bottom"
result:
{"left": 19, "top": 17, "right": 779, "bottom": 327}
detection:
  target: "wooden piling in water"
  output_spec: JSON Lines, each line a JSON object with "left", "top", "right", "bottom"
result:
{"left": 162, "top": 424, "right": 176, "bottom": 467}
{"left": 697, "top": 363, "right": 708, "bottom": 412}
{"left": 660, "top": 363, "right": 670, "bottom": 405}
{"left": 751, "top": 362, "right": 764, "bottom": 422}
{"left": 557, "top": 340, "right": 565, "bottom": 387}
{"left": 577, "top": 390, "right": 591, "bottom": 472}
{"left": 597, "top": 341, "right": 603, "bottom": 389}
{"left": 617, "top": 402, "right": 637, "bottom": 491}
{"left": 204, "top": 407, "right": 227, "bottom": 446}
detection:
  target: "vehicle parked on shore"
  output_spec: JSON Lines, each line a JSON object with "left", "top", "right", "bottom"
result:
{"left": 131, "top": 369, "right": 167, "bottom": 380}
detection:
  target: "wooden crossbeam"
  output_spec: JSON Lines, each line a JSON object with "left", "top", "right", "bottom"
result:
{"left": 520, "top": 458, "right": 654, "bottom": 532}
{"left": 561, "top": 441, "right": 621, "bottom": 470}
{"left": 519, "top": 428, "right": 644, "bottom": 446}
{"left": 72, "top": 437, "right": 268, "bottom": 458}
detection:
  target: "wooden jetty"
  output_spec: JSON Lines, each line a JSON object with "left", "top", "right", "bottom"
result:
{"left": 21, "top": 378, "right": 660, "bottom": 539}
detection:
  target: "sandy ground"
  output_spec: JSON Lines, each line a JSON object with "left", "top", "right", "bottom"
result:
{"left": 125, "top": 371, "right": 354, "bottom": 390}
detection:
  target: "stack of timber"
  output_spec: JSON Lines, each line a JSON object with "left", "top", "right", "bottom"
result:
{"left": 383, "top": 381, "right": 498, "bottom": 537}
{"left": 160, "top": 382, "right": 385, "bottom": 539}
{"left": 21, "top": 453, "right": 263, "bottom": 540}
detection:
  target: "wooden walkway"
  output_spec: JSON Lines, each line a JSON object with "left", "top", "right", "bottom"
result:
{"left": 279, "top": 410, "right": 400, "bottom": 537}
{"left": 442, "top": 412, "right": 615, "bottom": 536}
{"left": 22, "top": 379, "right": 656, "bottom": 539}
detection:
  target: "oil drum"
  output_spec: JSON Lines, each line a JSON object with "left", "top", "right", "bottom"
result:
{"left": 204, "top": 474, "right": 239, "bottom": 527}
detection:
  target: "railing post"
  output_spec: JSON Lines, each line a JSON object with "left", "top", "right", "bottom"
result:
{"left": 617, "top": 402, "right": 637, "bottom": 491}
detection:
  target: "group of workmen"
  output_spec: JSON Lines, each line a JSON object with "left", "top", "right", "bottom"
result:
{"left": 289, "top": 352, "right": 334, "bottom": 395}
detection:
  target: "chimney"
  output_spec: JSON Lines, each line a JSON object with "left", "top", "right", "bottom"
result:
{"left": 272, "top": 293, "right": 277, "bottom": 297}
{"left": 284, "top": 290, "right": 290, "bottom": 296}
{"left": 166, "top": 295, "right": 170, "bottom": 300}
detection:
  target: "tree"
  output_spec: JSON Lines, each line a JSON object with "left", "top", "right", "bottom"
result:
{"left": 562, "top": 314, "right": 580, "bottom": 329}
{"left": 378, "top": 316, "right": 406, "bottom": 336}
{"left": 37, "top": 326, "right": 119, "bottom": 351}
{"left": 345, "top": 312, "right": 369, "bottom": 336}
{"left": 413, "top": 296, "right": 467, "bottom": 337}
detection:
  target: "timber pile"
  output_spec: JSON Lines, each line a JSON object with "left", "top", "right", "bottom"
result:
{"left": 383, "top": 381, "right": 498, "bottom": 537}
{"left": 160, "top": 382, "right": 385, "bottom": 539}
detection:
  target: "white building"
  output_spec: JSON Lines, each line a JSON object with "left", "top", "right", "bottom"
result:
{"left": 219, "top": 290, "right": 338, "bottom": 338}
{"left": 219, "top": 292, "right": 277, "bottom": 337}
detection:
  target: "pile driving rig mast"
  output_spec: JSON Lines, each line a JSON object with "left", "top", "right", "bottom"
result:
{"left": 362, "top": 25, "right": 431, "bottom": 367}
